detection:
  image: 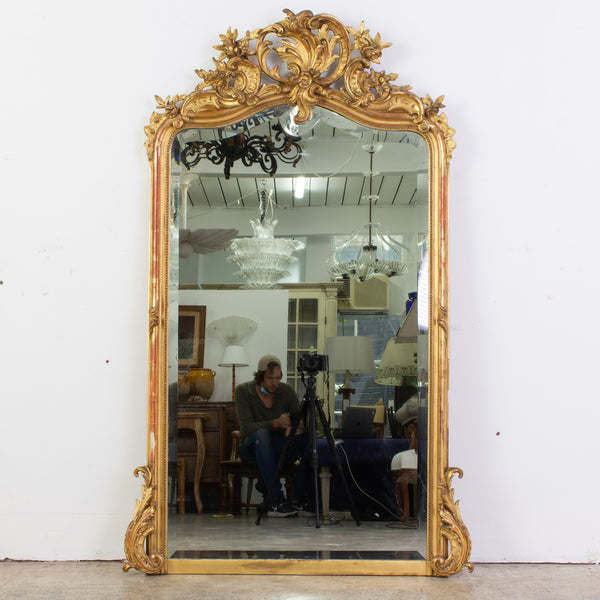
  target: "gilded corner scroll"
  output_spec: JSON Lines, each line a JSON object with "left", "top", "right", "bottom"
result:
{"left": 123, "top": 466, "right": 164, "bottom": 574}
{"left": 432, "top": 468, "right": 474, "bottom": 576}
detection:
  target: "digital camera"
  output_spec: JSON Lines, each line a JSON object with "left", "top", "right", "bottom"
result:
{"left": 298, "top": 351, "right": 328, "bottom": 373}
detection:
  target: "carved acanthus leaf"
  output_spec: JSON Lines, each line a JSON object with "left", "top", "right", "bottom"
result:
{"left": 343, "top": 60, "right": 400, "bottom": 108}
{"left": 123, "top": 466, "right": 164, "bottom": 575}
{"left": 193, "top": 56, "right": 263, "bottom": 108}
{"left": 433, "top": 111, "right": 457, "bottom": 165}
{"left": 432, "top": 468, "right": 474, "bottom": 576}
{"left": 145, "top": 10, "right": 453, "bottom": 156}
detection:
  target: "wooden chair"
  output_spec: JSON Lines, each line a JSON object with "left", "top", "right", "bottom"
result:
{"left": 168, "top": 457, "right": 186, "bottom": 514}
{"left": 220, "top": 431, "right": 297, "bottom": 514}
{"left": 391, "top": 421, "right": 418, "bottom": 521}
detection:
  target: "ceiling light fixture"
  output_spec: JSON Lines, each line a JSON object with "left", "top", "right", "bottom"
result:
{"left": 177, "top": 124, "right": 303, "bottom": 179}
{"left": 328, "top": 142, "right": 410, "bottom": 283}
{"left": 227, "top": 182, "right": 305, "bottom": 288}
{"left": 294, "top": 176, "right": 306, "bottom": 200}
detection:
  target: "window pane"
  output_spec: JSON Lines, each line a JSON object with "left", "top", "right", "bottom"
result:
{"left": 287, "top": 351, "right": 296, "bottom": 374}
{"left": 298, "top": 298, "right": 318, "bottom": 322}
{"left": 287, "top": 325, "right": 296, "bottom": 347}
{"left": 288, "top": 299, "right": 297, "bottom": 322}
{"left": 298, "top": 324, "right": 317, "bottom": 349}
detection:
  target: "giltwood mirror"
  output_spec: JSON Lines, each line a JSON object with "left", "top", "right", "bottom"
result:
{"left": 124, "top": 9, "right": 471, "bottom": 577}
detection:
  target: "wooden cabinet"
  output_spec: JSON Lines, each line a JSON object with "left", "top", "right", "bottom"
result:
{"left": 177, "top": 400, "right": 236, "bottom": 512}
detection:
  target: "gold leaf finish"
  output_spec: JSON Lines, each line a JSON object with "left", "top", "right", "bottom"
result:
{"left": 141, "top": 9, "right": 453, "bottom": 136}
{"left": 148, "top": 306, "right": 159, "bottom": 331}
{"left": 432, "top": 468, "right": 474, "bottom": 576}
{"left": 132, "top": 9, "right": 470, "bottom": 577}
{"left": 123, "top": 466, "right": 164, "bottom": 575}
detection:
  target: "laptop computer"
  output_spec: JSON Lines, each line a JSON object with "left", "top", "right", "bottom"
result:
{"left": 340, "top": 406, "right": 376, "bottom": 439}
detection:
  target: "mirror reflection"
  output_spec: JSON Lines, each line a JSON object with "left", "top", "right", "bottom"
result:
{"left": 166, "top": 107, "right": 429, "bottom": 559}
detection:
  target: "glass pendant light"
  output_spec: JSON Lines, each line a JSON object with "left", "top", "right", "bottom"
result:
{"left": 328, "top": 142, "right": 410, "bottom": 283}
{"left": 227, "top": 182, "right": 305, "bottom": 288}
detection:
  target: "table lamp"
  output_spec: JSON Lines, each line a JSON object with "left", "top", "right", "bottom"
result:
{"left": 218, "top": 344, "right": 249, "bottom": 403}
{"left": 208, "top": 315, "right": 257, "bottom": 403}
{"left": 324, "top": 336, "right": 375, "bottom": 414}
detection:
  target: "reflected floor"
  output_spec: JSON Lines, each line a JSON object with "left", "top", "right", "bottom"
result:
{"left": 168, "top": 512, "right": 426, "bottom": 558}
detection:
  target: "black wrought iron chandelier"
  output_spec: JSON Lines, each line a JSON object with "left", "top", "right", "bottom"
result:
{"left": 176, "top": 124, "right": 302, "bottom": 179}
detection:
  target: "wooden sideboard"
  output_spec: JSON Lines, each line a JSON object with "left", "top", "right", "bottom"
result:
{"left": 177, "top": 400, "right": 236, "bottom": 512}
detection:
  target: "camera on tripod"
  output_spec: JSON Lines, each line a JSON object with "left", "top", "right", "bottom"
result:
{"left": 298, "top": 351, "right": 328, "bottom": 374}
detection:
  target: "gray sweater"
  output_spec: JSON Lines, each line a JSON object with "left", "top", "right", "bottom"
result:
{"left": 235, "top": 380, "right": 299, "bottom": 443}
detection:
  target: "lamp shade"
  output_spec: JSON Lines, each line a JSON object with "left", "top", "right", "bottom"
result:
{"left": 324, "top": 336, "right": 375, "bottom": 374}
{"left": 374, "top": 338, "right": 418, "bottom": 385}
{"left": 396, "top": 303, "right": 418, "bottom": 342}
{"left": 208, "top": 316, "right": 257, "bottom": 345}
{"left": 218, "top": 345, "right": 249, "bottom": 367}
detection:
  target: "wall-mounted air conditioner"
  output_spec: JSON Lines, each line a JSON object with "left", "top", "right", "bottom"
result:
{"left": 337, "top": 275, "right": 389, "bottom": 311}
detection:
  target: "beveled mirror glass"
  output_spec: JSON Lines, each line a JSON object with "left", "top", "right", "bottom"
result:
{"left": 124, "top": 9, "right": 471, "bottom": 577}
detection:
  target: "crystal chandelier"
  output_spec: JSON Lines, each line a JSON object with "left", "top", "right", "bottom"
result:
{"left": 328, "top": 143, "right": 410, "bottom": 283}
{"left": 227, "top": 183, "right": 305, "bottom": 288}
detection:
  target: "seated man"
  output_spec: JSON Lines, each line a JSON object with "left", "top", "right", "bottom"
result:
{"left": 235, "top": 354, "right": 308, "bottom": 517}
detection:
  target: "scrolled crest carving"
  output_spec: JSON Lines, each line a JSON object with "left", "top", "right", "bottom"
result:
{"left": 432, "top": 468, "right": 474, "bottom": 576}
{"left": 136, "top": 9, "right": 467, "bottom": 577}
{"left": 144, "top": 9, "right": 455, "bottom": 160}
{"left": 123, "top": 466, "right": 164, "bottom": 575}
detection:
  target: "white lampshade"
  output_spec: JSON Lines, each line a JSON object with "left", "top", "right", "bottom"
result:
{"left": 218, "top": 345, "right": 249, "bottom": 367}
{"left": 208, "top": 316, "right": 257, "bottom": 345}
{"left": 374, "top": 339, "right": 418, "bottom": 385}
{"left": 396, "top": 303, "right": 418, "bottom": 342}
{"left": 324, "top": 336, "right": 375, "bottom": 374}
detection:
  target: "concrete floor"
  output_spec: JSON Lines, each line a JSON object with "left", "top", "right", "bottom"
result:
{"left": 1, "top": 562, "right": 599, "bottom": 600}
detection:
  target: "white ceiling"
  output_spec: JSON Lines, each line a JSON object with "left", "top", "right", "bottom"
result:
{"left": 172, "top": 108, "right": 429, "bottom": 220}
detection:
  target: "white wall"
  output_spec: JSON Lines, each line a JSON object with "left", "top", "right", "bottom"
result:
{"left": 1, "top": 0, "right": 599, "bottom": 563}
{"left": 179, "top": 289, "right": 289, "bottom": 402}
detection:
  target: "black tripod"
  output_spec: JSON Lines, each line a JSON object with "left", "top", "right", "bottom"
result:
{"left": 256, "top": 370, "right": 361, "bottom": 528}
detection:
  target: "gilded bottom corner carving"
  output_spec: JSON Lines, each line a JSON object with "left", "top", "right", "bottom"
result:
{"left": 123, "top": 465, "right": 165, "bottom": 575}
{"left": 432, "top": 467, "right": 473, "bottom": 576}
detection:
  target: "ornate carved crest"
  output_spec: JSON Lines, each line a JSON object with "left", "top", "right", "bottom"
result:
{"left": 133, "top": 9, "right": 468, "bottom": 577}
{"left": 432, "top": 468, "right": 474, "bottom": 576}
{"left": 144, "top": 9, "right": 455, "bottom": 163}
{"left": 123, "top": 466, "right": 164, "bottom": 575}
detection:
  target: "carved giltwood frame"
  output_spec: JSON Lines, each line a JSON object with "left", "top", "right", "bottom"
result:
{"left": 123, "top": 9, "right": 472, "bottom": 577}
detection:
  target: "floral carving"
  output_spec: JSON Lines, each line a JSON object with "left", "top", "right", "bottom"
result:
{"left": 123, "top": 466, "right": 164, "bottom": 575}
{"left": 144, "top": 95, "right": 185, "bottom": 160}
{"left": 144, "top": 10, "right": 456, "bottom": 155}
{"left": 432, "top": 468, "right": 474, "bottom": 576}
{"left": 213, "top": 27, "right": 257, "bottom": 61}
{"left": 347, "top": 21, "right": 391, "bottom": 63}
{"left": 422, "top": 94, "right": 446, "bottom": 118}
